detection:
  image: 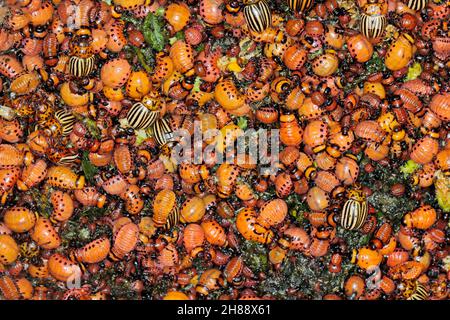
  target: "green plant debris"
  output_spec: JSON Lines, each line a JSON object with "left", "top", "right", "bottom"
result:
{"left": 143, "top": 12, "right": 168, "bottom": 52}
{"left": 258, "top": 251, "right": 355, "bottom": 299}
{"left": 240, "top": 240, "right": 269, "bottom": 274}
{"left": 435, "top": 171, "right": 450, "bottom": 212}
{"left": 81, "top": 151, "right": 98, "bottom": 185}
{"left": 405, "top": 62, "right": 422, "bottom": 81}
{"left": 82, "top": 117, "right": 101, "bottom": 139}
{"left": 236, "top": 116, "right": 248, "bottom": 130}
{"left": 399, "top": 160, "right": 421, "bottom": 177}
{"left": 368, "top": 192, "right": 418, "bottom": 223}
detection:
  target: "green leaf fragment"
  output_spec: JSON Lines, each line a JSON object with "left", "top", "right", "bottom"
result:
{"left": 405, "top": 62, "right": 422, "bottom": 82}
{"left": 81, "top": 151, "right": 98, "bottom": 185}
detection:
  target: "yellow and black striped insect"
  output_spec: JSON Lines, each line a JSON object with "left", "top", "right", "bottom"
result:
{"left": 68, "top": 31, "right": 96, "bottom": 78}
{"left": 54, "top": 110, "right": 76, "bottom": 136}
{"left": 164, "top": 207, "right": 180, "bottom": 231}
{"left": 405, "top": 0, "right": 428, "bottom": 11}
{"left": 340, "top": 184, "right": 368, "bottom": 230}
{"left": 403, "top": 281, "right": 429, "bottom": 300}
{"left": 148, "top": 117, "right": 175, "bottom": 147}
{"left": 360, "top": 13, "right": 387, "bottom": 39}
{"left": 288, "top": 0, "right": 314, "bottom": 13}
{"left": 359, "top": 2, "right": 387, "bottom": 39}
{"left": 243, "top": 0, "right": 272, "bottom": 34}
{"left": 126, "top": 102, "right": 160, "bottom": 130}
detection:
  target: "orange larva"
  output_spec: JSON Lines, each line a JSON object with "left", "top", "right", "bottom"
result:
{"left": 0, "top": 119, "right": 24, "bottom": 143}
{"left": 72, "top": 237, "right": 111, "bottom": 264}
{"left": 181, "top": 196, "right": 206, "bottom": 223}
{"left": 183, "top": 223, "right": 205, "bottom": 253}
{"left": 303, "top": 120, "right": 328, "bottom": 150}
{"left": 113, "top": 144, "right": 133, "bottom": 175}
{"left": 46, "top": 165, "right": 85, "bottom": 190}
{"left": 236, "top": 207, "right": 274, "bottom": 244}
{"left": 410, "top": 136, "right": 439, "bottom": 165}
{"left": 346, "top": 34, "right": 373, "bottom": 63}
{"left": 74, "top": 187, "right": 106, "bottom": 208}
{"left": 3, "top": 207, "right": 36, "bottom": 233}
{"left": 48, "top": 253, "right": 81, "bottom": 282}
{"left": 279, "top": 146, "right": 300, "bottom": 167}
{"left": 10, "top": 72, "right": 40, "bottom": 95}
{"left": 235, "top": 183, "right": 255, "bottom": 201}
{"left": 100, "top": 58, "right": 131, "bottom": 89}
{"left": 201, "top": 220, "right": 227, "bottom": 247}
{"left": 344, "top": 275, "right": 365, "bottom": 299}
{"left": 0, "top": 166, "right": 20, "bottom": 197}
{"left": 309, "top": 238, "right": 329, "bottom": 257}
{"left": 298, "top": 97, "right": 324, "bottom": 120}
{"left": 170, "top": 40, "right": 194, "bottom": 74}
{"left": 0, "top": 55, "right": 24, "bottom": 78}
{"left": 386, "top": 249, "right": 409, "bottom": 267}
{"left": 50, "top": 191, "right": 74, "bottom": 222}
{"left": 17, "top": 159, "right": 48, "bottom": 191}
{"left": 283, "top": 44, "right": 307, "bottom": 70}
{"left": 102, "top": 174, "right": 129, "bottom": 195}
{"left": 216, "top": 163, "right": 239, "bottom": 198}
{"left": 403, "top": 205, "right": 436, "bottom": 230}
{"left": 196, "top": 268, "right": 223, "bottom": 295}
{"left": 280, "top": 113, "right": 303, "bottom": 146}
{"left": 224, "top": 256, "right": 244, "bottom": 284}
{"left": 165, "top": 3, "right": 191, "bottom": 32}
{"left": 355, "top": 120, "right": 386, "bottom": 142}
{"left": 153, "top": 189, "right": 177, "bottom": 227}
{"left": 434, "top": 149, "right": 450, "bottom": 171}
{"left": 335, "top": 155, "right": 359, "bottom": 185}
{"left": 152, "top": 54, "right": 174, "bottom": 83}
{"left": 315, "top": 151, "right": 336, "bottom": 171}
{"left": 0, "top": 234, "right": 19, "bottom": 265}
{"left": 105, "top": 19, "right": 127, "bottom": 53}
{"left": 353, "top": 247, "right": 383, "bottom": 270}
{"left": 375, "top": 222, "right": 393, "bottom": 244}
{"left": 0, "top": 275, "right": 20, "bottom": 300}
{"left": 214, "top": 79, "right": 245, "bottom": 111}
{"left": 380, "top": 276, "right": 396, "bottom": 295}
{"left": 28, "top": 262, "right": 49, "bottom": 279}
{"left": 314, "top": 171, "right": 342, "bottom": 196}
{"left": 429, "top": 93, "right": 450, "bottom": 121}
{"left": 257, "top": 199, "right": 288, "bottom": 228}
{"left": 200, "top": 0, "right": 224, "bottom": 25}
{"left": 274, "top": 172, "right": 293, "bottom": 198}
{"left": 395, "top": 88, "right": 423, "bottom": 114}
{"left": 179, "top": 162, "right": 209, "bottom": 184}
{"left": 120, "top": 184, "right": 144, "bottom": 215}
{"left": 311, "top": 51, "right": 339, "bottom": 77}
{"left": 31, "top": 217, "right": 61, "bottom": 249}
{"left": 365, "top": 141, "right": 390, "bottom": 161}
{"left": 306, "top": 186, "right": 330, "bottom": 211}
{"left": 283, "top": 226, "right": 310, "bottom": 251}
{"left": 158, "top": 243, "right": 179, "bottom": 268}
{"left": 15, "top": 277, "right": 33, "bottom": 300}
{"left": 0, "top": 144, "right": 23, "bottom": 169}
{"left": 110, "top": 221, "right": 139, "bottom": 261}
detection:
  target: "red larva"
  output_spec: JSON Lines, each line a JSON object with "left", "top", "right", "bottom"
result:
{"left": 0, "top": 55, "right": 24, "bottom": 78}
{"left": 410, "top": 136, "right": 439, "bottom": 165}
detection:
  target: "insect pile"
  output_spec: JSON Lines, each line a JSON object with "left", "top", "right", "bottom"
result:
{"left": 0, "top": 0, "right": 449, "bottom": 300}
